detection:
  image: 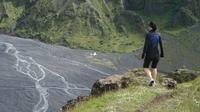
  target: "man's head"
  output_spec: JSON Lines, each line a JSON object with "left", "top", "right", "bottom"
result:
{"left": 148, "top": 21, "right": 157, "bottom": 32}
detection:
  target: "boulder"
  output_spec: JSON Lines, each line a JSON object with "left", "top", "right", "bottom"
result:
{"left": 91, "top": 74, "right": 135, "bottom": 96}
{"left": 161, "top": 78, "right": 177, "bottom": 89}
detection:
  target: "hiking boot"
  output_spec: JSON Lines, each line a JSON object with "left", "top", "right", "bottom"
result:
{"left": 148, "top": 80, "right": 155, "bottom": 87}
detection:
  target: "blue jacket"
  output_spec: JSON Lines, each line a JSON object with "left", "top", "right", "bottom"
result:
{"left": 142, "top": 32, "right": 164, "bottom": 58}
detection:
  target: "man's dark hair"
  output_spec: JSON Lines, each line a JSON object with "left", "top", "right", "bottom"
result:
{"left": 149, "top": 21, "right": 157, "bottom": 32}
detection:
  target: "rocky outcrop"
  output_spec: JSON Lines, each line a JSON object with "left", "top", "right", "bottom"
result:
{"left": 62, "top": 68, "right": 144, "bottom": 111}
{"left": 62, "top": 68, "right": 200, "bottom": 111}
{"left": 91, "top": 68, "right": 147, "bottom": 96}
{"left": 171, "top": 68, "right": 200, "bottom": 83}
{"left": 91, "top": 74, "right": 134, "bottom": 95}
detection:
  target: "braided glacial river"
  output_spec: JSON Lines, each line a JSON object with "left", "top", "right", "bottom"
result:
{"left": 0, "top": 34, "right": 142, "bottom": 112}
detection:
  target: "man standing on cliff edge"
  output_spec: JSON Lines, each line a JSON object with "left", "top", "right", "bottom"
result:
{"left": 142, "top": 22, "right": 164, "bottom": 87}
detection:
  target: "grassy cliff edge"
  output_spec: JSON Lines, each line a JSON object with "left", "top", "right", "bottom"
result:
{"left": 63, "top": 69, "right": 200, "bottom": 112}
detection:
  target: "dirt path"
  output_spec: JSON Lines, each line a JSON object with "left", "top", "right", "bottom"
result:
{"left": 135, "top": 92, "right": 173, "bottom": 112}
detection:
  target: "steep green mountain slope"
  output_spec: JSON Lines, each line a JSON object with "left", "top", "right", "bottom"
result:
{"left": 0, "top": 0, "right": 200, "bottom": 52}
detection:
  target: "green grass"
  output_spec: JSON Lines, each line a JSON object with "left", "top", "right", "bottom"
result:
{"left": 64, "top": 32, "right": 143, "bottom": 53}
{"left": 66, "top": 75, "right": 200, "bottom": 112}
{"left": 69, "top": 86, "right": 170, "bottom": 112}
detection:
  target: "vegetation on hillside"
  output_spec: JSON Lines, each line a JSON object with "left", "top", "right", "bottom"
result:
{"left": 0, "top": 0, "right": 200, "bottom": 52}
